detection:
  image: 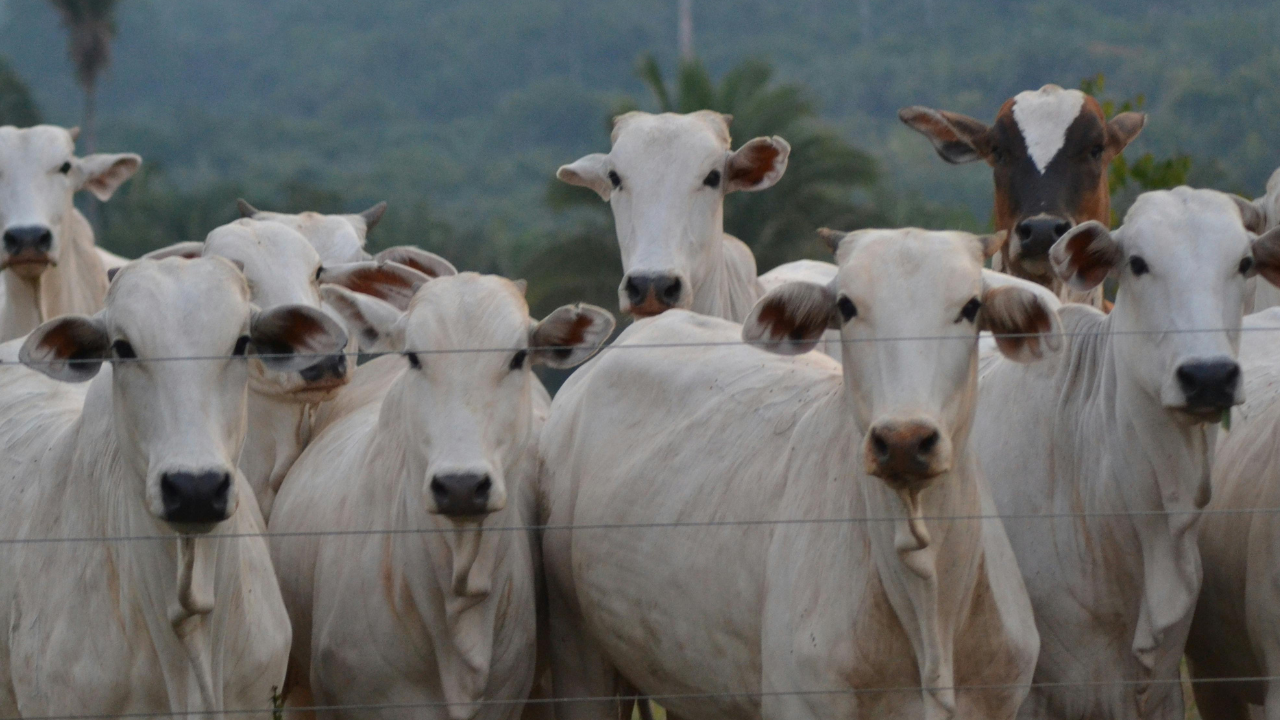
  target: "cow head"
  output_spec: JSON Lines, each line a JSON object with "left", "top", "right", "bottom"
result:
{"left": 19, "top": 257, "right": 346, "bottom": 530}
{"left": 153, "top": 219, "right": 439, "bottom": 402}
{"left": 744, "top": 228, "right": 1060, "bottom": 543}
{"left": 901, "top": 85, "right": 1144, "bottom": 285}
{"left": 325, "top": 273, "right": 613, "bottom": 519}
{"left": 1053, "top": 188, "right": 1280, "bottom": 421}
{"left": 557, "top": 111, "right": 789, "bottom": 317}
{"left": 0, "top": 125, "right": 139, "bottom": 279}
{"left": 236, "top": 198, "right": 388, "bottom": 265}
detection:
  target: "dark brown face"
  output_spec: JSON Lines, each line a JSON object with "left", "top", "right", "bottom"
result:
{"left": 899, "top": 85, "right": 1145, "bottom": 288}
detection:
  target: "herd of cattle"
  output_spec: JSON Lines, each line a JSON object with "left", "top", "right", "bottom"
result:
{"left": 2, "top": 83, "right": 1280, "bottom": 720}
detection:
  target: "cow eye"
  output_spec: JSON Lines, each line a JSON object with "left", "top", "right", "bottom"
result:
{"left": 1090, "top": 144, "right": 1105, "bottom": 160}
{"left": 607, "top": 170, "right": 622, "bottom": 190}
{"left": 314, "top": 266, "right": 324, "bottom": 282}
{"left": 405, "top": 352, "right": 421, "bottom": 370}
{"left": 837, "top": 295, "right": 857, "bottom": 322}
{"left": 111, "top": 340, "right": 137, "bottom": 360}
{"left": 1129, "top": 256, "right": 1149, "bottom": 276}
{"left": 703, "top": 169, "right": 721, "bottom": 188}
{"left": 959, "top": 297, "right": 982, "bottom": 323}
{"left": 1240, "top": 257, "right": 1255, "bottom": 275}
{"left": 58, "top": 161, "right": 72, "bottom": 175}
{"left": 232, "top": 336, "right": 251, "bottom": 357}
{"left": 990, "top": 146, "right": 1005, "bottom": 164}
{"left": 509, "top": 349, "right": 528, "bottom": 371}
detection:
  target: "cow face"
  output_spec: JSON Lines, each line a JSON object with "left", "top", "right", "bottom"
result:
{"left": 326, "top": 273, "right": 613, "bottom": 519}
{"left": 19, "top": 257, "right": 346, "bottom": 530}
{"left": 236, "top": 199, "right": 388, "bottom": 265}
{"left": 744, "top": 229, "right": 1060, "bottom": 513}
{"left": 900, "top": 85, "right": 1144, "bottom": 283}
{"left": 557, "top": 111, "right": 789, "bottom": 317}
{"left": 0, "top": 126, "right": 139, "bottom": 279}
{"left": 1054, "top": 188, "right": 1280, "bottom": 421}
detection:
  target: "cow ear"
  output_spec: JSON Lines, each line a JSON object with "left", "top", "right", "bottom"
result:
{"left": 354, "top": 201, "right": 388, "bottom": 234}
{"left": 975, "top": 230, "right": 1008, "bottom": 259}
{"left": 236, "top": 199, "right": 261, "bottom": 218}
{"left": 1050, "top": 220, "right": 1123, "bottom": 292}
{"left": 1251, "top": 226, "right": 1280, "bottom": 290}
{"left": 530, "top": 304, "right": 615, "bottom": 369}
{"left": 1106, "top": 112, "right": 1146, "bottom": 155}
{"left": 979, "top": 283, "right": 1063, "bottom": 363}
{"left": 743, "top": 281, "right": 838, "bottom": 356}
{"left": 1231, "top": 194, "right": 1268, "bottom": 235}
{"left": 20, "top": 314, "right": 110, "bottom": 382}
{"left": 319, "top": 285, "right": 405, "bottom": 353}
{"left": 318, "top": 261, "right": 431, "bottom": 312}
{"left": 141, "top": 241, "right": 204, "bottom": 261}
{"left": 77, "top": 153, "right": 142, "bottom": 201}
{"left": 248, "top": 304, "right": 349, "bottom": 373}
{"left": 373, "top": 246, "right": 457, "bottom": 279}
{"left": 727, "top": 136, "right": 790, "bottom": 193}
{"left": 556, "top": 153, "right": 613, "bottom": 201}
{"left": 898, "top": 107, "right": 992, "bottom": 164}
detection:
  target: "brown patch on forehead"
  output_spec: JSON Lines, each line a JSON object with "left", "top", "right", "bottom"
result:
{"left": 1080, "top": 94, "right": 1107, "bottom": 121}
{"left": 728, "top": 142, "right": 782, "bottom": 187}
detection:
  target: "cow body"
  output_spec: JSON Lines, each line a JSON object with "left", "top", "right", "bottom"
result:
{"left": 901, "top": 84, "right": 1145, "bottom": 308}
{"left": 270, "top": 274, "right": 612, "bottom": 720}
{"left": 974, "top": 188, "right": 1273, "bottom": 718}
{"left": 0, "top": 258, "right": 348, "bottom": 718}
{"left": 0, "top": 125, "right": 140, "bottom": 341}
{"left": 543, "top": 229, "right": 1057, "bottom": 720}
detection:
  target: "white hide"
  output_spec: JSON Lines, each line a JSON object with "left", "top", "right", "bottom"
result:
{"left": 1185, "top": 307, "right": 1280, "bottom": 716}
{"left": 1011, "top": 85, "right": 1087, "bottom": 174}
{"left": 558, "top": 110, "right": 837, "bottom": 334}
{"left": 542, "top": 229, "right": 1057, "bottom": 720}
{"left": 974, "top": 188, "right": 1261, "bottom": 719}
{"left": 0, "top": 125, "right": 140, "bottom": 341}
{"left": 0, "top": 258, "right": 340, "bottom": 719}
{"left": 269, "top": 273, "right": 612, "bottom": 720}
{"left": 1244, "top": 167, "right": 1280, "bottom": 313}
{"left": 237, "top": 199, "right": 387, "bottom": 265}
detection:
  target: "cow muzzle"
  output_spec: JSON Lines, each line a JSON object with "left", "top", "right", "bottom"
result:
{"left": 429, "top": 470, "right": 505, "bottom": 518}
{"left": 1172, "top": 358, "right": 1241, "bottom": 421}
{"left": 1013, "top": 214, "right": 1073, "bottom": 264}
{"left": 864, "top": 418, "right": 952, "bottom": 490}
{"left": 159, "top": 469, "right": 235, "bottom": 529}
{"left": 620, "top": 271, "right": 686, "bottom": 318}
{"left": 1, "top": 225, "right": 54, "bottom": 278}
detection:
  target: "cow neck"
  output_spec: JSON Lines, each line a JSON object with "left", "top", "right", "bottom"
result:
{"left": 238, "top": 390, "right": 313, "bottom": 520}
{"left": 1051, "top": 306, "right": 1211, "bottom": 675}
{"left": 372, "top": 388, "right": 529, "bottom": 719}
{"left": 0, "top": 271, "right": 42, "bottom": 341}
{"left": 691, "top": 234, "right": 764, "bottom": 322}
{"left": 837, "top": 394, "right": 985, "bottom": 720}
{"left": 56, "top": 372, "right": 228, "bottom": 717}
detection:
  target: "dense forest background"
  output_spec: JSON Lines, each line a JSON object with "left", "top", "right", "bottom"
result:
{"left": 0, "top": 0, "right": 1276, "bottom": 316}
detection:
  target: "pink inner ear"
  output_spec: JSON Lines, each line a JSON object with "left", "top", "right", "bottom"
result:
{"left": 1061, "top": 230, "right": 1118, "bottom": 287}
{"left": 729, "top": 142, "right": 780, "bottom": 186}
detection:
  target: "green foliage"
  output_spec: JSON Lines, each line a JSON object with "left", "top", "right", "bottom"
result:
{"left": 0, "top": 58, "right": 41, "bottom": 127}
{"left": 1080, "top": 73, "right": 1192, "bottom": 223}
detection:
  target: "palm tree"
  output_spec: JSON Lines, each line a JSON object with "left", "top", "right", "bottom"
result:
{"left": 49, "top": 0, "right": 118, "bottom": 153}
{"left": 0, "top": 57, "right": 42, "bottom": 127}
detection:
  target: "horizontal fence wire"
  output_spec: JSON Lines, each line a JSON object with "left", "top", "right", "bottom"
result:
{"left": 0, "top": 322, "right": 1277, "bottom": 367}
{"left": 0, "top": 505, "right": 1274, "bottom": 546}
{"left": 0, "top": 674, "right": 1275, "bottom": 718}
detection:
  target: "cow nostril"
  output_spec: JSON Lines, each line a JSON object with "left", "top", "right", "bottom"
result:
{"left": 662, "top": 277, "right": 682, "bottom": 303}
{"left": 917, "top": 430, "right": 940, "bottom": 456}
{"left": 1016, "top": 222, "right": 1033, "bottom": 241}
{"left": 474, "top": 476, "right": 492, "bottom": 500}
{"left": 624, "top": 277, "right": 643, "bottom": 304}
{"left": 871, "top": 431, "right": 890, "bottom": 460}
{"left": 1225, "top": 364, "right": 1240, "bottom": 387}
{"left": 1053, "top": 221, "right": 1072, "bottom": 238}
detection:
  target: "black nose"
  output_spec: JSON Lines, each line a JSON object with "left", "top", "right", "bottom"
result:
{"left": 1176, "top": 360, "right": 1241, "bottom": 411}
{"left": 430, "top": 473, "right": 493, "bottom": 517}
{"left": 1014, "top": 217, "right": 1073, "bottom": 259}
{"left": 623, "top": 273, "right": 683, "bottom": 313}
{"left": 3, "top": 226, "right": 52, "bottom": 255}
{"left": 298, "top": 354, "right": 347, "bottom": 383}
{"left": 160, "top": 471, "right": 233, "bottom": 524}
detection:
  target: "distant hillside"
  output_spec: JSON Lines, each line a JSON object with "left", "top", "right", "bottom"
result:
{"left": 2, "top": 0, "right": 1276, "bottom": 240}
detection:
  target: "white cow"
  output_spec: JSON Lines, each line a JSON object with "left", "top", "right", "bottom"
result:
{"left": 141, "top": 219, "right": 446, "bottom": 518}
{"left": 1233, "top": 168, "right": 1280, "bottom": 314}
{"left": 557, "top": 110, "right": 840, "bottom": 324}
{"left": 1184, "top": 305, "right": 1280, "bottom": 718}
{"left": 269, "top": 273, "right": 613, "bottom": 720}
{"left": 236, "top": 198, "right": 388, "bottom": 265}
{"left": 0, "top": 256, "right": 349, "bottom": 718}
{"left": 974, "top": 187, "right": 1270, "bottom": 719}
{"left": 542, "top": 228, "right": 1059, "bottom": 719}
{"left": 0, "top": 125, "right": 140, "bottom": 341}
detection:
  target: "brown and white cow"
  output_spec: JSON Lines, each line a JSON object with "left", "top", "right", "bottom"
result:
{"left": 900, "top": 84, "right": 1145, "bottom": 307}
